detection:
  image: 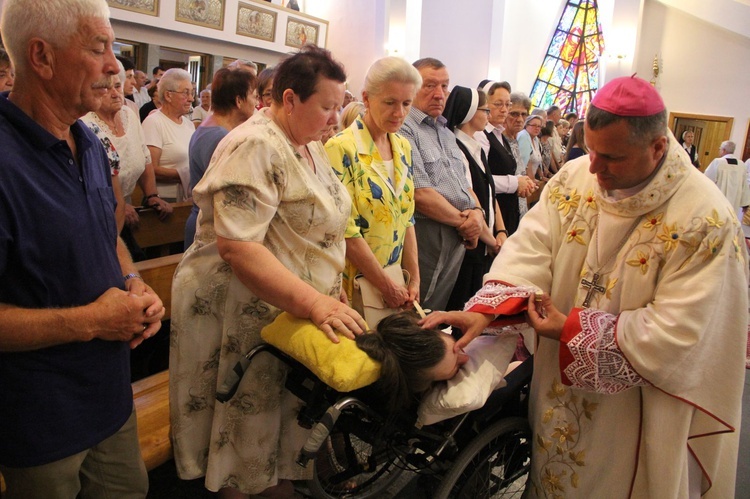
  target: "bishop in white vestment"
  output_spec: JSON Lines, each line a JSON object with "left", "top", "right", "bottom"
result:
{"left": 424, "top": 77, "right": 748, "bottom": 498}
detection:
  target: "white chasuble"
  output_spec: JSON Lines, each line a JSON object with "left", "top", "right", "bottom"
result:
{"left": 470, "top": 132, "right": 748, "bottom": 498}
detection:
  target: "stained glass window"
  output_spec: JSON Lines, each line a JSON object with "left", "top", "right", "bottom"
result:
{"left": 529, "top": 0, "right": 605, "bottom": 116}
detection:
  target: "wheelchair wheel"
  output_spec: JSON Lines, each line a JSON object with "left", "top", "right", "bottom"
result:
{"left": 308, "top": 425, "right": 404, "bottom": 498}
{"left": 434, "top": 417, "right": 531, "bottom": 499}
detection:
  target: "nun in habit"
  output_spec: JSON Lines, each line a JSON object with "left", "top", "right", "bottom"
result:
{"left": 442, "top": 86, "right": 507, "bottom": 311}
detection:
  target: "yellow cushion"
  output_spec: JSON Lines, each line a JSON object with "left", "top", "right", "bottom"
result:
{"left": 260, "top": 312, "right": 381, "bottom": 392}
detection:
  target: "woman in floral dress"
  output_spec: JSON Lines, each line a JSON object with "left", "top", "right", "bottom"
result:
{"left": 169, "top": 46, "right": 366, "bottom": 498}
{"left": 324, "top": 57, "right": 422, "bottom": 311}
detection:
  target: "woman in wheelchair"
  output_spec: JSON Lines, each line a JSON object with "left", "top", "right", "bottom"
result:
{"left": 225, "top": 308, "right": 531, "bottom": 498}
{"left": 355, "top": 311, "right": 470, "bottom": 413}
{"left": 296, "top": 311, "right": 531, "bottom": 498}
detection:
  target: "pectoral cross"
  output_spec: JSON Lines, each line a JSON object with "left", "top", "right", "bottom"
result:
{"left": 581, "top": 273, "right": 606, "bottom": 308}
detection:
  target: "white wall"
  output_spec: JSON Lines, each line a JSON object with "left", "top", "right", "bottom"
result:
{"left": 489, "top": 0, "right": 565, "bottom": 95}
{"left": 110, "top": 18, "right": 281, "bottom": 66}
{"left": 599, "top": 0, "right": 641, "bottom": 81}
{"left": 654, "top": 0, "right": 750, "bottom": 39}
{"left": 0, "top": 0, "right": 328, "bottom": 67}
{"left": 637, "top": 0, "right": 750, "bottom": 148}
{"left": 303, "top": 0, "right": 386, "bottom": 98}
{"left": 416, "top": 0, "right": 494, "bottom": 89}
{"left": 109, "top": 0, "right": 328, "bottom": 58}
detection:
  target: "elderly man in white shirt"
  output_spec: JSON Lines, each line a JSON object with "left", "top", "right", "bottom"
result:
{"left": 704, "top": 140, "right": 750, "bottom": 222}
{"left": 133, "top": 70, "right": 150, "bottom": 109}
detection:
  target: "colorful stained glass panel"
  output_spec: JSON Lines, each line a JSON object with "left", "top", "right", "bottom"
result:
{"left": 529, "top": 0, "right": 605, "bottom": 117}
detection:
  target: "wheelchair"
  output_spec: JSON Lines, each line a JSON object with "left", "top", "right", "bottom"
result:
{"left": 217, "top": 342, "right": 533, "bottom": 499}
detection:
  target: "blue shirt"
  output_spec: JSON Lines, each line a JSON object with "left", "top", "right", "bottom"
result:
{"left": 0, "top": 93, "right": 133, "bottom": 467}
{"left": 400, "top": 107, "right": 475, "bottom": 218}
{"left": 185, "top": 125, "right": 229, "bottom": 249}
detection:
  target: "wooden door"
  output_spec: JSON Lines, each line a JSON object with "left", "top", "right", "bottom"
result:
{"left": 669, "top": 112, "right": 733, "bottom": 171}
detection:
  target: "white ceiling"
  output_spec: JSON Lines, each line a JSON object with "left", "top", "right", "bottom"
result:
{"left": 653, "top": 0, "right": 750, "bottom": 39}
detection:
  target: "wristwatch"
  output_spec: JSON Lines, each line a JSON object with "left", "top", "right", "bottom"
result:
{"left": 142, "top": 193, "right": 160, "bottom": 207}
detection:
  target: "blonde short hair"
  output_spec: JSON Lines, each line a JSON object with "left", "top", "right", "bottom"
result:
{"left": 364, "top": 57, "right": 422, "bottom": 96}
{"left": 339, "top": 101, "right": 365, "bottom": 130}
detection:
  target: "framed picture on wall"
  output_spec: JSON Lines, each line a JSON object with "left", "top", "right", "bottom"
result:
{"left": 107, "top": 0, "right": 159, "bottom": 16}
{"left": 175, "top": 0, "right": 225, "bottom": 30}
{"left": 285, "top": 17, "right": 318, "bottom": 48}
{"left": 236, "top": 1, "right": 277, "bottom": 42}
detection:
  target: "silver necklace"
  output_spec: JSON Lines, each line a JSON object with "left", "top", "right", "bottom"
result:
{"left": 580, "top": 216, "right": 642, "bottom": 307}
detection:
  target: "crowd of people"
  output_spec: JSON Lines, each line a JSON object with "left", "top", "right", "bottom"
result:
{"left": 1, "top": 0, "right": 748, "bottom": 498}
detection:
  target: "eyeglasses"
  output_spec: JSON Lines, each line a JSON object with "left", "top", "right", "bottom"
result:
{"left": 509, "top": 111, "right": 529, "bottom": 119}
{"left": 490, "top": 101, "right": 512, "bottom": 109}
{"left": 168, "top": 89, "right": 196, "bottom": 98}
{"left": 477, "top": 108, "right": 491, "bottom": 115}
{"left": 527, "top": 123, "right": 542, "bottom": 128}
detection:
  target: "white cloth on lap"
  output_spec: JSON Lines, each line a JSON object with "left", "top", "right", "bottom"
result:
{"left": 417, "top": 333, "right": 519, "bottom": 426}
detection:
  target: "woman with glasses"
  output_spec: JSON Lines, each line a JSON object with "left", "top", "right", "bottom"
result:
{"left": 256, "top": 66, "right": 275, "bottom": 109}
{"left": 503, "top": 92, "right": 534, "bottom": 220}
{"left": 142, "top": 68, "right": 196, "bottom": 201}
{"left": 443, "top": 86, "right": 507, "bottom": 309}
{"left": 83, "top": 67, "right": 173, "bottom": 260}
{"left": 517, "top": 114, "right": 545, "bottom": 181}
{"left": 477, "top": 81, "right": 535, "bottom": 236}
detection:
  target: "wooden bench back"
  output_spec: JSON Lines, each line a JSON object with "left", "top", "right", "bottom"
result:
{"left": 131, "top": 202, "right": 192, "bottom": 254}
{"left": 132, "top": 253, "right": 183, "bottom": 470}
{"left": 135, "top": 253, "right": 182, "bottom": 320}
{"left": 133, "top": 370, "right": 172, "bottom": 470}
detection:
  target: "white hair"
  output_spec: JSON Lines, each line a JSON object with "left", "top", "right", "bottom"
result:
{"left": 116, "top": 59, "right": 126, "bottom": 90}
{"left": 1, "top": 0, "right": 110, "bottom": 73}
{"left": 364, "top": 56, "right": 422, "bottom": 96}
{"left": 721, "top": 141, "right": 736, "bottom": 154}
{"left": 157, "top": 68, "right": 192, "bottom": 101}
{"left": 227, "top": 59, "right": 258, "bottom": 75}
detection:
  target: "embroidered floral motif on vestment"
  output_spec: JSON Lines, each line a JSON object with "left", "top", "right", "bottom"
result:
{"left": 534, "top": 377, "right": 598, "bottom": 497}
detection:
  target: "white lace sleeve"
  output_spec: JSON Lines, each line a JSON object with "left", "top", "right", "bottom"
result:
{"left": 464, "top": 282, "right": 537, "bottom": 311}
{"left": 562, "top": 308, "right": 649, "bottom": 394}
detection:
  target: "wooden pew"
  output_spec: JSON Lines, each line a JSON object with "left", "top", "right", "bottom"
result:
{"left": 133, "top": 370, "right": 172, "bottom": 471}
{"left": 131, "top": 202, "right": 193, "bottom": 257}
{"left": 132, "top": 254, "right": 182, "bottom": 471}
{"left": 135, "top": 253, "right": 182, "bottom": 321}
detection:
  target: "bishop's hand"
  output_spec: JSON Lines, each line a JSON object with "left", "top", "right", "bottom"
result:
{"left": 525, "top": 293, "right": 566, "bottom": 341}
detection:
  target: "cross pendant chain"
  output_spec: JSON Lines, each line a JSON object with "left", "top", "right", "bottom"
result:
{"left": 581, "top": 216, "right": 643, "bottom": 308}
{"left": 581, "top": 272, "right": 606, "bottom": 308}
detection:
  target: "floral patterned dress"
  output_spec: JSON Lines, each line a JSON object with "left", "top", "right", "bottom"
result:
{"left": 169, "top": 109, "right": 350, "bottom": 494}
{"left": 324, "top": 116, "right": 415, "bottom": 300}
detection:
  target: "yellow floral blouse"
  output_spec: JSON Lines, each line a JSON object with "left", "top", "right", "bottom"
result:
{"left": 325, "top": 116, "right": 415, "bottom": 299}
